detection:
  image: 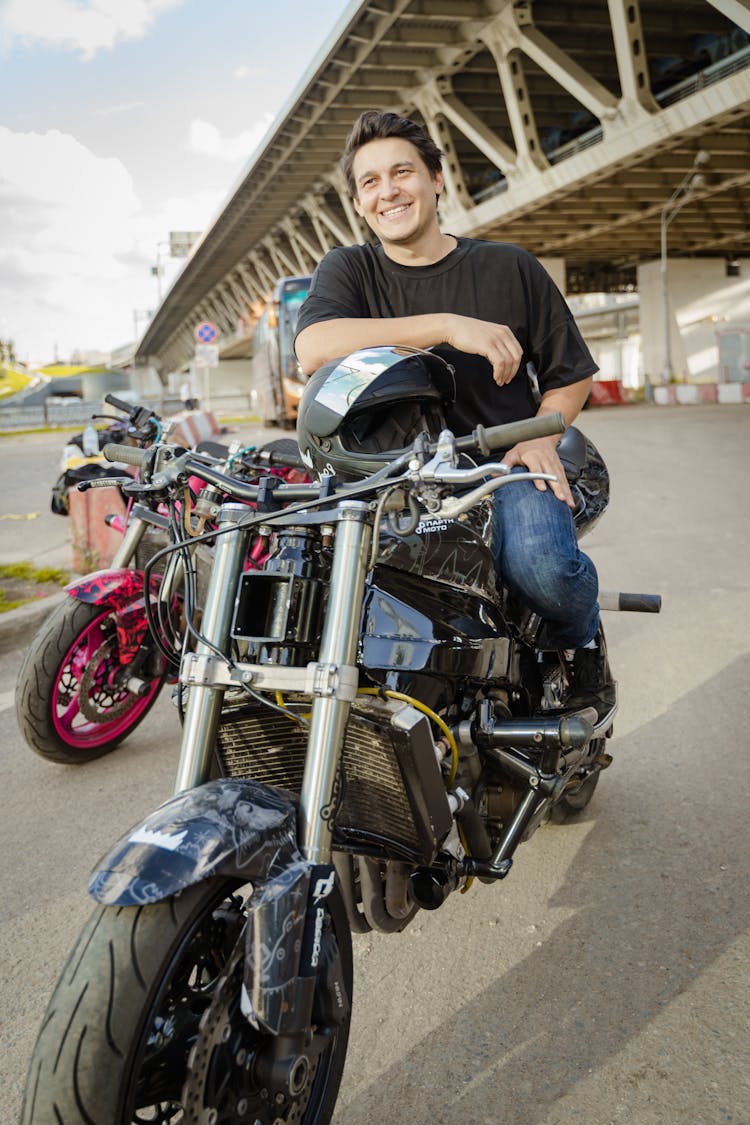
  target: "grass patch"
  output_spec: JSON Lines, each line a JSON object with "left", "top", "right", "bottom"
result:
{"left": 0, "top": 562, "right": 69, "bottom": 613}
{"left": 0, "top": 365, "right": 32, "bottom": 397}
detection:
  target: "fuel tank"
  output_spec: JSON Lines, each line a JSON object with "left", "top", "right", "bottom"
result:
{"left": 361, "top": 504, "right": 510, "bottom": 680}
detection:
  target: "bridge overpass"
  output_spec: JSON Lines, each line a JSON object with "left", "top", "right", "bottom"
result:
{"left": 135, "top": 0, "right": 750, "bottom": 387}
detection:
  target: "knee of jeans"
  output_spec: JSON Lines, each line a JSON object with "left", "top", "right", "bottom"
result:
{"left": 511, "top": 555, "right": 596, "bottom": 616}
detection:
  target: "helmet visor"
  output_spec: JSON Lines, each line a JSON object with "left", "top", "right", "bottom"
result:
{"left": 314, "top": 346, "right": 454, "bottom": 422}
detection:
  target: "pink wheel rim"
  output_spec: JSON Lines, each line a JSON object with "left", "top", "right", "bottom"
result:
{"left": 51, "top": 607, "right": 162, "bottom": 750}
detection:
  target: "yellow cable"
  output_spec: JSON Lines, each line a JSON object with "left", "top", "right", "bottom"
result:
{"left": 276, "top": 683, "right": 472, "bottom": 887}
{"left": 357, "top": 687, "right": 459, "bottom": 785}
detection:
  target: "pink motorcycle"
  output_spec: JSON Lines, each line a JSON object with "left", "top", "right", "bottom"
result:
{"left": 16, "top": 395, "right": 307, "bottom": 763}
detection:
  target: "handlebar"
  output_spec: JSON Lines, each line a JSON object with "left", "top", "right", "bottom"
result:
{"left": 102, "top": 412, "right": 568, "bottom": 510}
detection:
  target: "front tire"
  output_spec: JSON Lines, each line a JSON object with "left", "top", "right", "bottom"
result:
{"left": 15, "top": 596, "right": 164, "bottom": 764}
{"left": 22, "top": 877, "right": 352, "bottom": 1124}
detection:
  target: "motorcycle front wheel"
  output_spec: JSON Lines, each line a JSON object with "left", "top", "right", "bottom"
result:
{"left": 15, "top": 596, "right": 165, "bottom": 764}
{"left": 22, "top": 876, "right": 352, "bottom": 1124}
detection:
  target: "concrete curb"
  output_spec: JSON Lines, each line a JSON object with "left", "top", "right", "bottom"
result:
{"left": 0, "top": 592, "right": 65, "bottom": 655}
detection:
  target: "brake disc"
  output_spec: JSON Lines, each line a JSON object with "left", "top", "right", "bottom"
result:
{"left": 183, "top": 951, "right": 316, "bottom": 1125}
{"left": 78, "top": 640, "right": 135, "bottom": 723}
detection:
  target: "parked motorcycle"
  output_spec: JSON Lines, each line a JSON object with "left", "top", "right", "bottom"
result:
{"left": 16, "top": 394, "right": 308, "bottom": 764}
{"left": 49, "top": 403, "right": 155, "bottom": 516}
{"left": 21, "top": 352, "right": 660, "bottom": 1123}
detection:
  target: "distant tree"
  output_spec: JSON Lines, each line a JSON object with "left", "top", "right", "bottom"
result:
{"left": 0, "top": 338, "right": 17, "bottom": 365}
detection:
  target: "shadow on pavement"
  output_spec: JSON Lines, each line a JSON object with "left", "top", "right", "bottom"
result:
{"left": 334, "top": 653, "right": 750, "bottom": 1125}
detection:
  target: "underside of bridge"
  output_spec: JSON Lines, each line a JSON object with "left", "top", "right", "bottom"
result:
{"left": 136, "top": 0, "right": 750, "bottom": 377}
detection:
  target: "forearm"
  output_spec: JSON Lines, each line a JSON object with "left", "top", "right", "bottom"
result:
{"left": 537, "top": 377, "right": 592, "bottom": 429}
{"left": 295, "top": 315, "right": 452, "bottom": 375}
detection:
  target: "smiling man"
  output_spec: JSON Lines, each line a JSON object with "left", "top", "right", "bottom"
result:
{"left": 294, "top": 110, "right": 615, "bottom": 720}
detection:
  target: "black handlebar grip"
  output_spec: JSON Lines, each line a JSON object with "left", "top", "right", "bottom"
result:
{"left": 102, "top": 442, "right": 148, "bottom": 467}
{"left": 104, "top": 393, "right": 137, "bottom": 416}
{"left": 599, "top": 590, "right": 662, "bottom": 613}
{"left": 471, "top": 412, "right": 566, "bottom": 453}
{"left": 618, "top": 592, "right": 662, "bottom": 613}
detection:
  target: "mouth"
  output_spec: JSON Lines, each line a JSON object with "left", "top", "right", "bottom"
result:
{"left": 379, "top": 203, "right": 411, "bottom": 220}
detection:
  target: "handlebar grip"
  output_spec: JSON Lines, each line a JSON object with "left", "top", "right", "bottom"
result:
{"left": 267, "top": 450, "right": 306, "bottom": 470}
{"left": 477, "top": 412, "right": 566, "bottom": 452}
{"left": 104, "top": 393, "right": 137, "bottom": 416}
{"left": 599, "top": 590, "right": 662, "bottom": 613}
{"left": 103, "top": 442, "right": 148, "bottom": 467}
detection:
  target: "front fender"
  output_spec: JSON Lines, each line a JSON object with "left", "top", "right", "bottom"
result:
{"left": 66, "top": 568, "right": 157, "bottom": 608}
{"left": 88, "top": 778, "right": 301, "bottom": 907}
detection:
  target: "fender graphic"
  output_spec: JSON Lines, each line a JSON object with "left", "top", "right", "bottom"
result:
{"left": 88, "top": 777, "right": 301, "bottom": 907}
{"left": 66, "top": 568, "right": 170, "bottom": 663}
{"left": 65, "top": 567, "right": 157, "bottom": 607}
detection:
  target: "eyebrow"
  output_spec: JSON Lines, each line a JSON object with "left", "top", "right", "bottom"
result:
{"left": 356, "top": 160, "right": 417, "bottom": 186}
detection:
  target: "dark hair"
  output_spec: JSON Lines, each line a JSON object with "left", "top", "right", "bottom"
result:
{"left": 340, "top": 110, "right": 444, "bottom": 197}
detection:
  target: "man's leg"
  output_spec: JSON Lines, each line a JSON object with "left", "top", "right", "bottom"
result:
{"left": 492, "top": 470, "right": 614, "bottom": 718}
{"left": 492, "top": 469, "right": 598, "bottom": 648}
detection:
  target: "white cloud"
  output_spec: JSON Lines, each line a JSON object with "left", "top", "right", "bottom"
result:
{"left": 0, "top": 125, "right": 221, "bottom": 363}
{"left": 1, "top": 0, "right": 183, "bottom": 59}
{"left": 187, "top": 115, "right": 274, "bottom": 164}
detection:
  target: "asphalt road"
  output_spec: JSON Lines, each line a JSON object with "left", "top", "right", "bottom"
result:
{"left": 1, "top": 405, "right": 749, "bottom": 1124}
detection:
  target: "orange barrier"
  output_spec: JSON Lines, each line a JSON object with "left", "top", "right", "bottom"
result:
{"left": 169, "top": 410, "right": 221, "bottom": 448}
{"left": 588, "top": 380, "right": 625, "bottom": 407}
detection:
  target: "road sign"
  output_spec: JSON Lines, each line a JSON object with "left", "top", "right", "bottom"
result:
{"left": 195, "top": 343, "right": 219, "bottom": 367}
{"left": 195, "top": 321, "right": 218, "bottom": 344}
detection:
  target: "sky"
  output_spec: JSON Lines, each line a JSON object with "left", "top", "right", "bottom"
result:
{"left": 0, "top": 0, "right": 354, "bottom": 366}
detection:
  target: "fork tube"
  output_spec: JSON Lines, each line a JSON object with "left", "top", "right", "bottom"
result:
{"left": 110, "top": 511, "right": 149, "bottom": 568}
{"left": 174, "top": 504, "right": 251, "bottom": 794}
{"left": 299, "top": 502, "right": 372, "bottom": 863}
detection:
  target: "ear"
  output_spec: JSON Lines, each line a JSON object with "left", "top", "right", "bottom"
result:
{"left": 353, "top": 195, "right": 364, "bottom": 217}
{"left": 433, "top": 169, "right": 445, "bottom": 201}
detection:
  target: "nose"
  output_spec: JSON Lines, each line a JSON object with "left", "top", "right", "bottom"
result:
{"left": 379, "top": 175, "right": 400, "bottom": 199}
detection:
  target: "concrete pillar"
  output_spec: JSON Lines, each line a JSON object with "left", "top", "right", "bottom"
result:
{"left": 637, "top": 257, "right": 750, "bottom": 384}
{"left": 538, "top": 257, "right": 566, "bottom": 295}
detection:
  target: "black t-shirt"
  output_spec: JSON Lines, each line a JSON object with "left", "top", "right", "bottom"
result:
{"left": 295, "top": 237, "right": 598, "bottom": 436}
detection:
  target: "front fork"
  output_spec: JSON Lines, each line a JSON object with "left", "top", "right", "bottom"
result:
{"left": 171, "top": 500, "right": 370, "bottom": 1069}
{"left": 298, "top": 503, "right": 372, "bottom": 863}
{"left": 173, "top": 499, "right": 373, "bottom": 869}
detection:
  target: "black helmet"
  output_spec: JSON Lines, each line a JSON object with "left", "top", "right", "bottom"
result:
{"left": 296, "top": 346, "right": 455, "bottom": 480}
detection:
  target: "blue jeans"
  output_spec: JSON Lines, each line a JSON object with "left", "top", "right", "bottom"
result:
{"left": 491, "top": 468, "right": 599, "bottom": 649}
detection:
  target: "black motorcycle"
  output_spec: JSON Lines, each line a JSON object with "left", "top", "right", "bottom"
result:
{"left": 21, "top": 368, "right": 659, "bottom": 1122}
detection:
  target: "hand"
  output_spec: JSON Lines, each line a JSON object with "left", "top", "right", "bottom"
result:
{"left": 445, "top": 315, "right": 523, "bottom": 386}
{"left": 503, "top": 435, "right": 574, "bottom": 508}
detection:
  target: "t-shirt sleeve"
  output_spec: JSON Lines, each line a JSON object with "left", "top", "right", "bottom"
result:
{"left": 294, "top": 247, "right": 367, "bottom": 341}
{"left": 520, "top": 252, "right": 599, "bottom": 391}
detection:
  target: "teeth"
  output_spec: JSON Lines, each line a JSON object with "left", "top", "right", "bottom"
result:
{"left": 382, "top": 205, "right": 409, "bottom": 217}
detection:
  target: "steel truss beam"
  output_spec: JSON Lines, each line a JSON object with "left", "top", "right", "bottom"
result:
{"left": 138, "top": 0, "right": 750, "bottom": 375}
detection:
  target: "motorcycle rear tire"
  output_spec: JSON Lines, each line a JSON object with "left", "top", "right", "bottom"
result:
{"left": 15, "top": 596, "right": 164, "bottom": 764}
{"left": 549, "top": 759, "right": 602, "bottom": 823}
{"left": 21, "top": 877, "right": 352, "bottom": 1124}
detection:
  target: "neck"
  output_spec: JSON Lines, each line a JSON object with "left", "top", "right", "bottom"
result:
{"left": 382, "top": 230, "right": 457, "bottom": 267}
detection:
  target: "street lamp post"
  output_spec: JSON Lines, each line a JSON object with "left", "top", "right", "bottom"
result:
{"left": 659, "top": 150, "right": 710, "bottom": 383}
{"left": 151, "top": 241, "right": 170, "bottom": 303}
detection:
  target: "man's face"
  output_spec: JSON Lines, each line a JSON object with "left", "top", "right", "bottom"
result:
{"left": 351, "top": 136, "right": 443, "bottom": 249}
